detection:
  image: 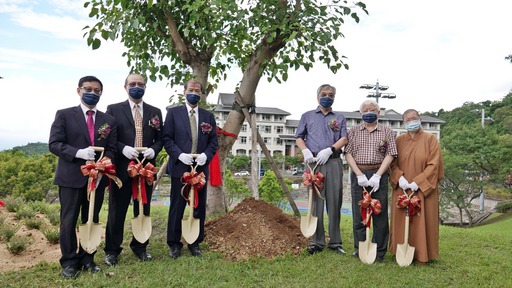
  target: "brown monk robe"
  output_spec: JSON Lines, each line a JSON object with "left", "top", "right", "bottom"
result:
{"left": 389, "top": 113, "right": 444, "bottom": 264}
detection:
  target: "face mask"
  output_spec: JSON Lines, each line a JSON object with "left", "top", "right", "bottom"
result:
{"left": 186, "top": 93, "right": 201, "bottom": 105}
{"left": 82, "top": 92, "right": 100, "bottom": 106}
{"left": 362, "top": 112, "right": 377, "bottom": 123}
{"left": 319, "top": 96, "right": 334, "bottom": 108}
{"left": 405, "top": 120, "right": 421, "bottom": 132}
{"left": 129, "top": 87, "right": 145, "bottom": 99}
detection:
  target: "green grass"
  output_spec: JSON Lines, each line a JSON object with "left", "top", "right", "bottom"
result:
{"left": 0, "top": 205, "right": 511, "bottom": 288}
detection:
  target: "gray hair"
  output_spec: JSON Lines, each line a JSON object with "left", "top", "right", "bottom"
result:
{"left": 402, "top": 109, "right": 420, "bottom": 120}
{"left": 359, "top": 99, "right": 380, "bottom": 112}
{"left": 316, "top": 84, "right": 336, "bottom": 96}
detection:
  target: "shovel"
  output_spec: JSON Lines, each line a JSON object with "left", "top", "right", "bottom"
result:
{"left": 131, "top": 147, "right": 152, "bottom": 243}
{"left": 79, "top": 146, "right": 104, "bottom": 254}
{"left": 396, "top": 189, "right": 415, "bottom": 267}
{"left": 358, "top": 206, "right": 377, "bottom": 264}
{"left": 300, "top": 161, "right": 319, "bottom": 238}
{"left": 182, "top": 154, "right": 200, "bottom": 244}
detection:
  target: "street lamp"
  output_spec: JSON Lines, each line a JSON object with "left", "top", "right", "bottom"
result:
{"left": 359, "top": 80, "right": 396, "bottom": 103}
{"left": 472, "top": 108, "right": 494, "bottom": 213}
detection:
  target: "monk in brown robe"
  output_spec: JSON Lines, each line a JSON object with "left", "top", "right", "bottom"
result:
{"left": 389, "top": 109, "right": 444, "bottom": 264}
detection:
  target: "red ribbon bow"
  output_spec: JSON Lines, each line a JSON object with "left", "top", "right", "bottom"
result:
{"left": 396, "top": 193, "right": 421, "bottom": 222}
{"left": 358, "top": 190, "right": 382, "bottom": 227}
{"left": 128, "top": 161, "right": 157, "bottom": 204}
{"left": 302, "top": 170, "right": 325, "bottom": 199}
{"left": 80, "top": 157, "right": 122, "bottom": 200}
{"left": 181, "top": 171, "right": 206, "bottom": 208}
{"left": 0, "top": 199, "right": 4, "bottom": 207}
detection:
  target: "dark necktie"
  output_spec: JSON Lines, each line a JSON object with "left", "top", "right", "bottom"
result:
{"left": 86, "top": 110, "right": 95, "bottom": 146}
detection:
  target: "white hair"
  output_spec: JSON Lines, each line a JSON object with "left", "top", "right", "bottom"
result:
{"left": 359, "top": 100, "right": 380, "bottom": 113}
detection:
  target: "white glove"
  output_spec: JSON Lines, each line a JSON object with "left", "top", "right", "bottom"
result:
{"left": 399, "top": 176, "right": 409, "bottom": 190}
{"left": 302, "top": 149, "right": 314, "bottom": 164}
{"left": 143, "top": 148, "right": 155, "bottom": 160}
{"left": 357, "top": 175, "right": 370, "bottom": 187}
{"left": 178, "top": 153, "right": 194, "bottom": 165}
{"left": 369, "top": 174, "right": 381, "bottom": 190}
{"left": 122, "top": 146, "right": 139, "bottom": 160}
{"left": 76, "top": 147, "right": 95, "bottom": 160}
{"left": 407, "top": 181, "right": 419, "bottom": 192}
{"left": 316, "top": 147, "right": 333, "bottom": 165}
{"left": 196, "top": 153, "right": 207, "bottom": 166}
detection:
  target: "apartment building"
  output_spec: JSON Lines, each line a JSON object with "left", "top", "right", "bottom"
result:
{"left": 215, "top": 93, "right": 444, "bottom": 157}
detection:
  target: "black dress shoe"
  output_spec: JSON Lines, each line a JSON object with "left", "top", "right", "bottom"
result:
{"left": 329, "top": 247, "right": 346, "bottom": 255}
{"left": 82, "top": 262, "right": 101, "bottom": 273}
{"left": 61, "top": 266, "right": 79, "bottom": 279}
{"left": 189, "top": 246, "right": 203, "bottom": 257}
{"left": 306, "top": 245, "right": 323, "bottom": 255}
{"left": 135, "top": 251, "right": 153, "bottom": 261}
{"left": 104, "top": 254, "right": 118, "bottom": 266}
{"left": 352, "top": 251, "right": 359, "bottom": 258}
{"left": 169, "top": 247, "right": 181, "bottom": 259}
{"left": 376, "top": 256, "right": 387, "bottom": 263}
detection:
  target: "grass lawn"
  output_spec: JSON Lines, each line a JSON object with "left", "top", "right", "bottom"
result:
{"left": 1, "top": 206, "right": 511, "bottom": 288}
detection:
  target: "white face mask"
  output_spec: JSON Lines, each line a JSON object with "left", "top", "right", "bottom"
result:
{"left": 405, "top": 119, "right": 421, "bottom": 132}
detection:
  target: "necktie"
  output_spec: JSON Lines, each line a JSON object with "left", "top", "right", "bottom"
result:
{"left": 190, "top": 109, "right": 197, "bottom": 154}
{"left": 134, "top": 104, "right": 143, "bottom": 148}
{"left": 86, "top": 110, "right": 95, "bottom": 146}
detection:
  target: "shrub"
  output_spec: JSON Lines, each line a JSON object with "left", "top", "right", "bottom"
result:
{"left": 43, "top": 227, "right": 59, "bottom": 244}
{"left": 47, "top": 210, "right": 60, "bottom": 226}
{"left": 25, "top": 218, "right": 44, "bottom": 230}
{"left": 495, "top": 200, "right": 512, "bottom": 213}
{"left": 0, "top": 223, "right": 20, "bottom": 242}
{"left": 28, "top": 200, "right": 51, "bottom": 214}
{"left": 6, "top": 235, "right": 30, "bottom": 255}
{"left": 15, "top": 206, "right": 36, "bottom": 220}
{"left": 3, "top": 196, "right": 23, "bottom": 212}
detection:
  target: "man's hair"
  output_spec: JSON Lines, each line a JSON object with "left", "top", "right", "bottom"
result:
{"left": 184, "top": 79, "right": 204, "bottom": 93}
{"left": 78, "top": 76, "right": 103, "bottom": 91}
{"left": 402, "top": 109, "right": 420, "bottom": 120}
{"left": 316, "top": 84, "right": 336, "bottom": 95}
{"left": 124, "top": 73, "right": 146, "bottom": 86}
{"left": 359, "top": 99, "right": 380, "bottom": 112}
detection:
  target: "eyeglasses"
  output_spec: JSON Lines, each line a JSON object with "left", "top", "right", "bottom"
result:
{"left": 80, "top": 87, "right": 102, "bottom": 95}
{"left": 128, "top": 82, "right": 145, "bottom": 88}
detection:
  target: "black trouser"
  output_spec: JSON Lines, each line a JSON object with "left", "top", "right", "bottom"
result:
{"left": 104, "top": 177, "right": 152, "bottom": 256}
{"left": 59, "top": 184, "right": 104, "bottom": 268}
{"left": 350, "top": 169, "right": 389, "bottom": 258}
{"left": 166, "top": 176, "right": 207, "bottom": 250}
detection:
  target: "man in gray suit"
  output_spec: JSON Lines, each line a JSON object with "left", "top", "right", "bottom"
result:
{"left": 104, "top": 74, "right": 163, "bottom": 266}
{"left": 49, "top": 75, "right": 117, "bottom": 279}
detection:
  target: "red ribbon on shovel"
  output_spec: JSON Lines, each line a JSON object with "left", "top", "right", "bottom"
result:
{"left": 81, "top": 157, "right": 122, "bottom": 199}
{"left": 358, "top": 188, "right": 382, "bottom": 227}
{"left": 128, "top": 160, "right": 157, "bottom": 204}
{"left": 302, "top": 170, "right": 325, "bottom": 199}
{"left": 396, "top": 190, "right": 421, "bottom": 222}
{"left": 181, "top": 170, "right": 206, "bottom": 209}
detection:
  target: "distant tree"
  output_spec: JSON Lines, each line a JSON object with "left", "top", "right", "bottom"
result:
{"left": 230, "top": 155, "right": 250, "bottom": 171}
{"left": 11, "top": 142, "right": 49, "bottom": 156}
{"left": 223, "top": 170, "right": 251, "bottom": 205}
{"left": 258, "top": 170, "right": 292, "bottom": 206}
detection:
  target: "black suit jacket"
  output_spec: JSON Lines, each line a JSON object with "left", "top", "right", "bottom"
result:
{"left": 106, "top": 100, "right": 163, "bottom": 181}
{"left": 49, "top": 105, "right": 117, "bottom": 188}
{"left": 162, "top": 105, "right": 218, "bottom": 178}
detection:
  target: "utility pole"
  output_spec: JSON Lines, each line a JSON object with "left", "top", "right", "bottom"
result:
{"left": 475, "top": 108, "right": 494, "bottom": 213}
{"left": 359, "top": 79, "right": 396, "bottom": 103}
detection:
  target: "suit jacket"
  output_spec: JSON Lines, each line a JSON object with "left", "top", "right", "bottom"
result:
{"left": 162, "top": 105, "right": 218, "bottom": 178}
{"left": 49, "top": 105, "right": 117, "bottom": 188}
{"left": 106, "top": 100, "right": 163, "bottom": 181}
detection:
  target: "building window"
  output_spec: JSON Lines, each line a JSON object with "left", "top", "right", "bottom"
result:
{"left": 264, "top": 126, "right": 272, "bottom": 133}
{"left": 264, "top": 137, "right": 270, "bottom": 144}
{"left": 240, "top": 136, "right": 247, "bottom": 144}
{"left": 241, "top": 124, "right": 247, "bottom": 132}
{"left": 275, "top": 115, "right": 283, "bottom": 121}
{"left": 276, "top": 126, "right": 283, "bottom": 134}
{"left": 276, "top": 138, "right": 283, "bottom": 145}
{"left": 262, "top": 115, "right": 271, "bottom": 121}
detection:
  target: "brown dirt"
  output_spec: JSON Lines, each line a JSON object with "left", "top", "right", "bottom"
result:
{"left": 205, "top": 198, "right": 308, "bottom": 261}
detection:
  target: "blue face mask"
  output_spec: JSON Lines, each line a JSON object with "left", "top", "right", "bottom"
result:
{"left": 129, "top": 87, "right": 145, "bottom": 99}
{"left": 319, "top": 96, "right": 334, "bottom": 108}
{"left": 362, "top": 112, "right": 378, "bottom": 123}
{"left": 186, "top": 93, "right": 201, "bottom": 105}
{"left": 82, "top": 92, "right": 100, "bottom": 106}
{"left": 405, "top": 120, "right": 421, "bottom": 132}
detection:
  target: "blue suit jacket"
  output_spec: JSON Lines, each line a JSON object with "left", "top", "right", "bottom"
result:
{"left": 162, "top": 105, "right": 218, "bottom": 178}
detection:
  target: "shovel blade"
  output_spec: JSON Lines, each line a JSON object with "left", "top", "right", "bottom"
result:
{"left": 358, "top": 227, "right": 377, "bottom": 264}
{"left": 300, "top": 215, "right": 318, "bottom": 238}
{"left": 78, "top": 223, "right": 102, "bottom": 254}
{"left": 132, "top": 216, "right": 152, "bottom": 243}
{"left": 182, "top": 217, "right": 200, "bottom": 244}
{"left": 396, "top": 243, "right": 415, "bottom": 267}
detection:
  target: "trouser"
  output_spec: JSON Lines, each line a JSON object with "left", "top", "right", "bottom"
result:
{"left": 351, "top": 169, "right": 389, "bottom": 258}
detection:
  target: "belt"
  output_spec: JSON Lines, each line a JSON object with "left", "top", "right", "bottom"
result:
{"left": 357, "top": 164, "right": 380, "bottom": 170}
{"left": 313, "top": 150, "right": 342, "bottom": 159}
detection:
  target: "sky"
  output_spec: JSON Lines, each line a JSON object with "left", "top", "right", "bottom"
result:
{"left": 1, "top": 0, "right": 511, "bottom": 151}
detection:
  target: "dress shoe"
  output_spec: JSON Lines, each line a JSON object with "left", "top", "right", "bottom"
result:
{"left": 104, "top": 254, "right": 118, "bottom": 266}
{"left": 376, "top": 256, "right": 387, "bottom": 263}
{"left": 329, "top": 247, "right": 346, "bottom": 255}
{"left": 352, "top": 251, "right": 359, "bottom": 258}
{"left": 61, "top": 266, "right": 79, "bottom": 279}
{"left": 189, "top": 246, "right": 203, "bottom": 257}
{"left": 306, "top": 245, "right": 323, "bottom": 255}
{"left": 169, "top": 247, "right": 181, "bottom": 259}
{"left": 135, "top": 251, "right": 153, "bottom": 261}
{"left": 82, "top": 262, "right": 101, "bottom": 273}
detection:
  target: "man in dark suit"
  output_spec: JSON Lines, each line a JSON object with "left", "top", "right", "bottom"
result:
{"left": 163, "top": 79, "right": 218, "bottom": 258}
{"left": 49, "top": 75, "right": 117, "bottom": 279}
{"left": 103, "top": 74, "right": 163, "bottom": 266}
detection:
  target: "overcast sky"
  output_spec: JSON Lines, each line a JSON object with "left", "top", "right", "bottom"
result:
{"left": 1, "top": 0, "right": 511, "bottom": 151}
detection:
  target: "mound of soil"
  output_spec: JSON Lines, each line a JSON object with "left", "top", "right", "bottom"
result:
{"left": 205, "top": 198, "right": 308, "bottom": 261}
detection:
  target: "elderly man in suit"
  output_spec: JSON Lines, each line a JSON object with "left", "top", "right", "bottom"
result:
{"left": 162, "top": 79, "right": 218, "bottom": 259}
{"left": 103, "top": 74, "right": 163, "bottom": 266}
{"left": 49, "top": 75, "right": 117, "bottom": 279}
